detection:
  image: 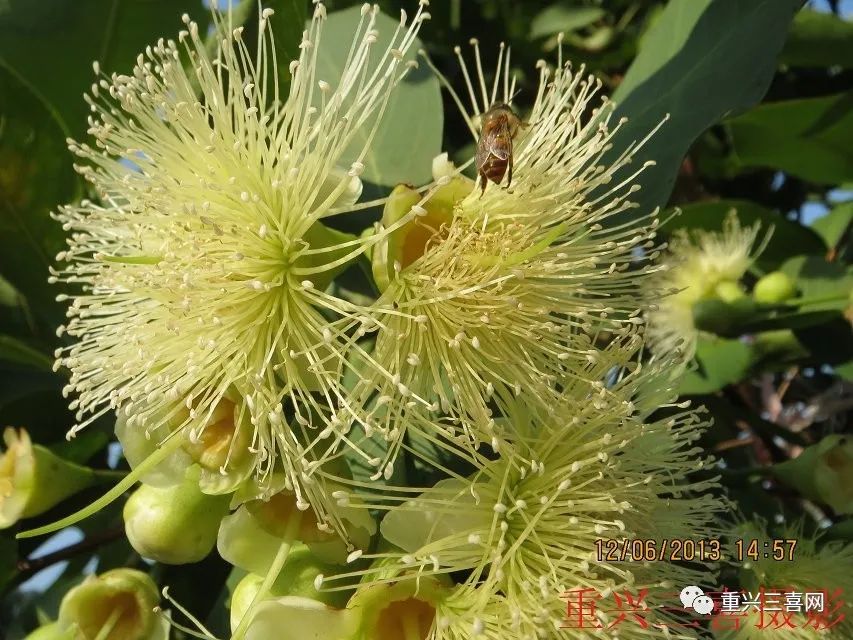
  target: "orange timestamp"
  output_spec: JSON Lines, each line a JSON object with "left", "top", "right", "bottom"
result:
{"left": 594, "top": 538, "right": 799, "bottom": 563}
{"left": 595, "top": 538, "right": 723, "bottom": 562}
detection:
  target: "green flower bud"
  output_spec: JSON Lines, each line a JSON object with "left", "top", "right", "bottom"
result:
{"left": 23, "top": 623, "right": 75, "bottom": 640}
{"left": 753, "top": 270, "right": 796, "bottom": 303}
{"left": 713, "top": 279, "right": 746, "bottom": 303}
{"left": 0, "top": 427, "right": 96, "bottom": 529}
{"left": 347, "top": 575, "right": 449, "bottom": 640}
{"left": 57, "top": 568, "right": 167, "bottom": 640}
{"left": 774, "top": 435, "right": 853, "bottom": 514}
{"left": 372, "top": 177, "right": 473, "bottom": 291}
{"left": 123, "top": 469, "right": 230, "bottom": 564}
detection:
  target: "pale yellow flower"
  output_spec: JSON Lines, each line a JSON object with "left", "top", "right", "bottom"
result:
{"left": 52, "top": 3, "right": 431, "bottom": 517}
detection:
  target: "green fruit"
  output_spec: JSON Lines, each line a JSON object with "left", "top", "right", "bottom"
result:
{"left": 753, "top": 271, "right": 796, "bottom": 303}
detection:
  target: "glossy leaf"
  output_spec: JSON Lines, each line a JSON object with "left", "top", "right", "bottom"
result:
{"left": 781, "top": 9, "right": 853, "bottom": 69}
{"left": 610, "top": 0, "right": 798, "bottom": 215}
{"left": 530, "top": 5, "right": 604, "bottom": 39}
{"left": 0, "top": 0, "right": 213, "bottom": 137}
{"left": 314, "top": 6, "right": 443, "bottom": 186}
{"left": 811, "top": 201, "right": 853, "bottom": 250}
{"left": 0, "top": 335, "right": 52, "bottom": 371}
{"left": 661, "top": 199, "right": 826, "bottom": 269}
{"left": 727, "top": 91, "right": 853, "bottom": 185}
{"left": 0, "top": 66, "right": 78, "bottom": 328}
{"left": 680, "top": 337, "right": 753, "bottom": 395}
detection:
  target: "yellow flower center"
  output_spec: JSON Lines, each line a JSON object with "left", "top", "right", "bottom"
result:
{"left": 374, "top": 597, "right": 436, "bottom": 640}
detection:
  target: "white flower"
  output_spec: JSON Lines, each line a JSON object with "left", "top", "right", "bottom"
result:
{"left": 351, "top": 40, "right": 666, "bottom": 467}
{"left": 349, "top": 338, "right": 721, "bottom": 638}
{"left": 52, "top": 3, "right": 430, "bottom": 516}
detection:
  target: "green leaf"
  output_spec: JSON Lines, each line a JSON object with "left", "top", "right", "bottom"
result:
{"left": 610, "top": 0, "right": 798, "bottom": 215}
{"left": 727, "top": 91, "right": 853, "bottom": 185}
{"left": 680, "top": 337, "right": 753, "bottom": 395}
{"left": 0, "top": 65, "right": 78, "bottom": 328}
{"left": 780, "top": 255, "right": 853, "bottom": 311}
{"left": 836, "top": 360, "right": 853, "bottom": 381}
{"left": 661, "top": 199, "right": 826, "bottom": 269}
{"left": 530, "top": 5, "right": 604, "bottom": 39}
{"left": 0, "top": 0, "right": 213, "bottom": 138}
{"left": 781, "top": 9, "right": 853, "bottom": 69}
{"left": 0, "top": 335, "right": 52, "bottom": 371}
{"left": 811, "top": 201, "right": 853, "bottom": 249}
{"left": 315, "top": 6, "right": 442, "bottom": 186}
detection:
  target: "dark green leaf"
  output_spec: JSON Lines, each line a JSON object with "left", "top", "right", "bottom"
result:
{"left": 811, "top": 201, "right": 853, "bottom": 250}
{"left": 0, "top": 335, "right": 52, "bottom": 371}
{"left": 0, "top": 66, "right": 77, "bottom": 330}
{"left": 315, "top": 6, "right": 442, "bottom": 186}
{"left": 780, "top": 255, "right": 853, "bottom": 311}
{"left": 781, "top": 9, "right": 853, "bottom": 69}
{"left": 727, "top": 91, "right": 853, "bottom": 185}
{"left": 680, "top": 337, "right": 753, "bottom": 395}
{"left": 530, "top": 5, "right": 604, "bottom": 39}
{"left": 661, "top": 199, "right": 826, "bottom": 268}
{"left": 0, "top": 0, "right": 213, "bottom": 137}
{"left": 270, "top": 0, "right": 308, "bottom": 69}
{"left": 610, "top": 0, "right": 797, "bottom": 215}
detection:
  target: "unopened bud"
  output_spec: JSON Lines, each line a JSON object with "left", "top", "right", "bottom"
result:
{"left": 753, "top": 271, "right": 796, "bottom": 303}
{"left": 123, "top": 470, "right": 230, "bottom": 564}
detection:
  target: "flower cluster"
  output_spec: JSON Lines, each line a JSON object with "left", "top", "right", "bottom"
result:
{"left": 27, "top": 4, "right": 729, "bottom": 640}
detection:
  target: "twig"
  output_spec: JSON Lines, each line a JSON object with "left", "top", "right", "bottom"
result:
{"left": 16, "top": 526, "right": 125, "bottom": 576}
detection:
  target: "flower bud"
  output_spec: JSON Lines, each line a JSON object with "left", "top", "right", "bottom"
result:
{"left": 713, "top": 279, "right": 746, "bottom": 303}
{"left": 57, "top": 568, "right": 168, "bottom": 640}
{"left": 753, "top": 270, "right": 796, "bottom": 303}
{"left": 773, "top": 435, "right": 853, "bottom": 514}
{"left": 0, "top": 427, "right": 96, "bottom": 529}
{"left": 123, "top": 469, "right": 230, "bottom": 564}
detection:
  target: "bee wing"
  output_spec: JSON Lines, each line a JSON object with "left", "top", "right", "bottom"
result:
{"left": 486, "top": 139, "right": 510, "bottom": 161}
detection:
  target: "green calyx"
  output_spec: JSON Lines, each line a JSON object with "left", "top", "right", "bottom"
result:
{"left": 57, "top": 568, "right": 167, "bottom": 640}
{"left": 773, "top": 435, "right": 853, "bottom": 514}
{"left": 372, "top": 178, "right": 473, "bottom": 291}
{"left": 348, "top": 575, "right": 449, "bottom": 640}
{"left": 0, "top": 427, "right": 97, "bottom": 530}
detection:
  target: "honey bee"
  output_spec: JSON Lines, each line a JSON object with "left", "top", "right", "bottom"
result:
{"left": 476, "top": 103, "right": 523, "bottom": 195}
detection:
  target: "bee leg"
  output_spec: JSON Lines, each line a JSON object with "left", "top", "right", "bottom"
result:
{"left": 506, "top": 156, "right": 513, "bottom": 189}
{"left": 478, "top": 171, "right": 488, "bottom": 198}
